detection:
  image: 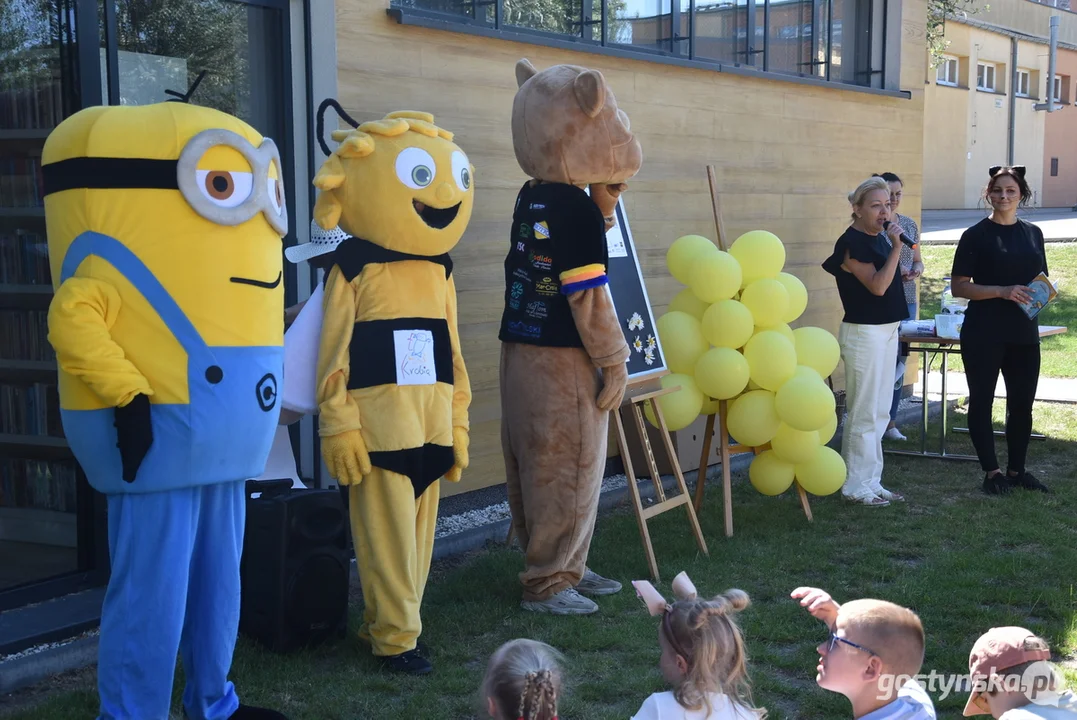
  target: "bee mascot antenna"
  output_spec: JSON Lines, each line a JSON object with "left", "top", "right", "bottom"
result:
{"left": 42, "top": 101, "right": 289, "bottom": 720}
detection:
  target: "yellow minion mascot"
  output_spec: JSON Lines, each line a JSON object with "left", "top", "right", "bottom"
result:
{"left": 43, "top": 101, "right": 288, "bottom": 720}
{"left": 313, "top": 111, "right": 473, "bottom": 676}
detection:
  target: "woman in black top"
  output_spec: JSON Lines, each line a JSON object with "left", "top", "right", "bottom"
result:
{"left": 951, "top": 166, "right": 1050, "bottom": 495}
{"left": 822, "top": 177, "right": 910, "bottom": 507}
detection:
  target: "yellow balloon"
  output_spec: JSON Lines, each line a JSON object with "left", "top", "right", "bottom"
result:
{"left": 667, "top": 235, "right": 718, "bottom": 285}
{"left": 694, "top": 347, "right": 750, "bottom": 400}
{"left": 644, "top": 373, "right": 705, "bottom": 432}
{"left": 730, "top": 230, "right": 786, "bottom": 285}
{"left": 741, "top": 278, "right": 789, "bottom": 328}
{"left": 689, "top": 250, "right": 743, "bottom": 304}
{"left": 749, "top": 450, "right": 795, "bottom": 496}
{"left": 701, "top": 299, "right": 754, "bottom": 349}
{"left": 756, "top": 322, "right": 795, "bottom": 345}
{"left": 743, "top": 330, "right": 797, "bottom": 392}
{"left": 727, "top": 389, "right": 780, "bottom": 447}
{"left": 818, "top": 411, "right": 838, "bottom": 445}
{"left": 794, "top": 365, "right": 823, "bottom": 383}
{"left": 776, "top": 272, "right": 808, "bottom": 324}
{"left": 775, "top": 374, "right": 836, "bottom": 432}
{"left": 700, "top": 395, "right": 720, "bottom": 416}
{"left": 793, "top": 326, "right": 841, "bottom": 379}
{"left": 668, "top": 287, "right": 709, "bottom": 321}
{"left": 771, "top": 422, "right": 821, "bottom": 464}
{"left": 656, "top": 311, "right": 709, "bottom": 375}
{"left": 795, "top": 446, "right": 847, "bottom": 496}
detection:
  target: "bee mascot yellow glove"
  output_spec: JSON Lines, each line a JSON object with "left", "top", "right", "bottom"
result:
{"left": 43, "top": 102, "right": 288, "bottom": 720}
{"left": 499, "top": 60, "right": 642, "bottom": 615}
{"left": 312, "top": 111, "right": 473, "bottom": 675}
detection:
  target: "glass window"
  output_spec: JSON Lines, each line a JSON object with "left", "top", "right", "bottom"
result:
{"left": 693, "top": 0, "right": 750, "bottom": 65}
{"left": 0, "top": 0, "right": 86, "bottom": 594}
{"left": 1016, "top": 70, "right": 1030, "bottom": 97}
{"left": 936, "top": 55, "right": 958, "bottom": 86}
{"left": 609, "top": 0, "right": 675, "bottom": 53}
{"left": 976, "top": 62, "right": 995, "bottom": 92}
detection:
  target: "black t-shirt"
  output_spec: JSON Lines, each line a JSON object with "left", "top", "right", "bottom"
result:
{"left": 821, "top": 227, "right": 909, "bottom": 325}
{"left": 498, "top": 181, "right": 609, "bottom": 347}
{"left": 951, "top": 218, "right": 1048, "bottom": 345}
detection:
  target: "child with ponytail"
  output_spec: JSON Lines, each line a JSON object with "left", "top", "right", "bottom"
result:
{"left": 632, "top": 573, "right": 766, "bottom": 720}
{"left": 482, "top": 638, "right": 564, "bottom": 720}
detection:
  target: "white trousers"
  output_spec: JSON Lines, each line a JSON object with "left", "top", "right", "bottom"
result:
{"left": 839, "top": 321, "right": 900, "bottom": 500}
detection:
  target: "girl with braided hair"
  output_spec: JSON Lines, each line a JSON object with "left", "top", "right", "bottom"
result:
{"left": 632, "top": 579, "right": 765, "bottom": 720}
{"left": 482, "top": 639, "right": 564, "bottom": 720}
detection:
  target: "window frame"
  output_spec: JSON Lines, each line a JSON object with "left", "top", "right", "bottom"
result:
{"left": 936, "top": 54, "right": 959, "bottom": 87}
{"left": 976, "top": 61, "right": 996, "bottom": 92}
{"left": 1015, "top": 69, "right": 1031, "bottom": 97}
{"left": 386, "top": 0, "right": 908, "bottom": 97}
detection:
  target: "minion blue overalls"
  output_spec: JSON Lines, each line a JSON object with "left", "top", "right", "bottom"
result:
{"left": 59, "top": 233, "right": 282, "bottom": 720}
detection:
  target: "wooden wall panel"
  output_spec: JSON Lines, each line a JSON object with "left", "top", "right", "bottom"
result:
{"left": 332, "top": 0, "right": 926, "bottom": 495}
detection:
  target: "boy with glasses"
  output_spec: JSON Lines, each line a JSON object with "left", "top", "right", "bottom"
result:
{"left": 791, "top": 587, "right": 936, "bottom": 719}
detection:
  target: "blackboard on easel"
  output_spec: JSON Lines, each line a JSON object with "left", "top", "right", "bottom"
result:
{"left": 591, "top": 193, "right": 667, "bottom": 384}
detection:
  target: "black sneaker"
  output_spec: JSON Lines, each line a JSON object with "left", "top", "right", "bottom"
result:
{"left": 228, "top": 706, "right": 288, "bottom": 720}
{"left": 1012, "top": 471, "right": 1050, "bottom": 493}
{"left": 381, "top": 649, "right": 433, "bottom": 675}
{"left": 983, "top": 473, "right": 1013, "bottom": 495}
{"left": 415, "top": 640, "right": 430, "bottom": 657}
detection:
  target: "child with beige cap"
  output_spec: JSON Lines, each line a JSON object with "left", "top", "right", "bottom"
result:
{"left": 962, "top": 626, "right": 1077, "bottom": 719}
{"left": 791, "top": 586, "right": 936, "bottom": 719}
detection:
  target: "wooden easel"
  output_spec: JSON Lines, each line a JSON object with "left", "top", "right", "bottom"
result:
{"left": 691, "top": 166, "right": 814, "bottom": 537}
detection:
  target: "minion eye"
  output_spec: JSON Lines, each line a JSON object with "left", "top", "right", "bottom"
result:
{"left": 451, "top": 151, "right": 471, "bottom": 191}
{"left": 197, "top": 170, "right": 253, "bottom": 208}
{"left": 395, "top": 147, "right": 436, "bottom": 190}
{"left": 267, "top": 177, "right": 284, "bottom": 216}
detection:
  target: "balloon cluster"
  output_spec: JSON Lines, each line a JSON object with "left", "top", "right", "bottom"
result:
{"left": 648, "top": 231, "right": 847, "bottom": 498}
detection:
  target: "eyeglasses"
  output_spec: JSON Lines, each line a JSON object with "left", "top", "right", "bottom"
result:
{"left": 827, "top": 631, "right": 877, "bottom": 656}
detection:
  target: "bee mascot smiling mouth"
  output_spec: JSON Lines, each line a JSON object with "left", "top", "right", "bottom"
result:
{"left": 312, "top": 111, "right": 474, "bottom": 676}
{"left": 43, "top": 102, "right": 288, "bottom": 719}
{"left": 500, "top": 60, "right": 642, "bottom": 615}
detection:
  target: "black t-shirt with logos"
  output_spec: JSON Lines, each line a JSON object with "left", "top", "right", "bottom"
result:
{"left": 821, "top": 226, "right": 909, "bottom": 325}
{"left": 498, "top": 181, "right": 609, "bottom": 347}
{"left": 951, "top": 217, "right": 1048, "bottom": 345}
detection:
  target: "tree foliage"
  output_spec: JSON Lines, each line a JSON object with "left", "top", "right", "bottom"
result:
{"left": 927, "top": 0, "right": 985, "bottom": 67}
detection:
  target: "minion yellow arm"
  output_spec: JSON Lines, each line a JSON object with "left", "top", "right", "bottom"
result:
{"left": 315, "top": 264, "right": 362, "bottom": 436}
{"left": 47, "top": 278, "right": 153, "bottom": 407}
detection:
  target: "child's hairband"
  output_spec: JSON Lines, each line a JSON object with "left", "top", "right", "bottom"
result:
{"left": 631, "top": 571, "right": 698, "bottom": 615}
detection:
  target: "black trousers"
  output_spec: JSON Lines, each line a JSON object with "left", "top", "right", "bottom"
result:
{"left": 960, "top": 340, "right": 1040, "bottom": 474}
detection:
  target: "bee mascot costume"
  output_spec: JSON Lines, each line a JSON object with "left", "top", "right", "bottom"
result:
{"left": 313, "top": 111, "right": 474, "bottom": 676}
{"left": 43, "top": 102, "right": 289, "bottom": 720}
{"left": 499, "top": 60, "right": 642, "bottom": 615}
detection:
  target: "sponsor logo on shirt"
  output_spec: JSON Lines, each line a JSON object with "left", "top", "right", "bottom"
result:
{"left": 516, "top": 241, "right": 526, "bottom": 253}
{"left": 513, "top": 268, "right": 532, "bottom": 284}
{"left": 535, "top": 276, "right": 559, "bottom": 295}
{"left": 518, "top": 223, "right": 531, "bottom": 240}
{"left": 525, "top": 300, "right": 548, "bottom": 319}
{"left": 509, "top": 281, "right": 524, "bottom": 310}
{"left": 529, "top": 203, "right": 545, "bottom": 210}
{"left": 533, "top": 221, "right": 551, "bottom": 240}
{"left": 507, "top": 320, "right": 542, "bottom": 338}
{"left": 529, "top": 251, "right": 552, "bottom": 271}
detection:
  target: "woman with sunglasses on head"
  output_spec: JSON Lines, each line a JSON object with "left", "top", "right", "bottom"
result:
{"left": 873, "top": 172, "right": 923, "bottom": 442}
{"left": 950, "top": 165, "right": 1050, "bottom": 495}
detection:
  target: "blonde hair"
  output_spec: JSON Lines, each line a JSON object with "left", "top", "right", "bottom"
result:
{"left": 848, "top": 176, "right": 891, "bottom": 222}
{"left": 662, "top": 589, "right": 766, "bottom": 718}
{"left": 482, "top": 639, "right": 564, "bottom": 720}
{"left": 840, "top": 599, "right": 926, "bottom": 678}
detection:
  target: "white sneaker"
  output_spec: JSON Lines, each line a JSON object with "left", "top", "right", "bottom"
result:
{"left": 884, "top": 427, "right": 907, "bottom": 441}
{"left": 521, "top": 587, "right": 599, "bottom": 615}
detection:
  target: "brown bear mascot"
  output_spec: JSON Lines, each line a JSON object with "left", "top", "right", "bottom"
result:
{"left": 499, "top": 59, "right": 643, "bottom": 615}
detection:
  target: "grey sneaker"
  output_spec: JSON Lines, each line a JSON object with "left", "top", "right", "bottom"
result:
{"left": 521, "top": 587, "right": 599, "bottom": 615}
{"left": 575, "top": 568, "right": 623, "bottom": 596}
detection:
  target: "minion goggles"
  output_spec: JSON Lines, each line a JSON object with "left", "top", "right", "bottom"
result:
{"left": 42, "top": 128, "right": 288, "bottom": 236}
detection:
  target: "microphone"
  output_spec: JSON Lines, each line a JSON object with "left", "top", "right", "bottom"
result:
{"left": 883, "top": 220, "right": 917, "bottom": 249}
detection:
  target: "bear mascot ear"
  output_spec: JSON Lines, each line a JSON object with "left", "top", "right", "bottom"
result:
{"left": 573, "top": 70, "right": 606, "bottom": 119}
{"left": 515, "top": 58, "right": 538, "bottom": 88}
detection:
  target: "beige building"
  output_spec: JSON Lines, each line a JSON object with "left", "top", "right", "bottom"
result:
{"left": 923, "top": 0, "right": 1077, "bottom": 208}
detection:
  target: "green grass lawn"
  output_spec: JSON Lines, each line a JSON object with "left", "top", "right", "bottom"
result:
{"left": 918, "top": 242, "right": 1077, "bottom": 377}
{"left": 4, "top": 402, "right": 1077, "bottom": 720}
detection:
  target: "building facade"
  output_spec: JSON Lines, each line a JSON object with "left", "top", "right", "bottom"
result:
{"left": 922, "top": 0, "right": 1077, "bottom": 208}
{"left": 1, "top": 0, "right": 925, "bottom": 648}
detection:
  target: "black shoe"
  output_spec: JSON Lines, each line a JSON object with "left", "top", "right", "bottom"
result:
{"left": 983, "top": 473, "right": 1013, "bottom": 495}
{"left": 1011, "top": 471, "right": 1050, "bottom": 493}
{"left": 229, "top": 705, "right": 288, "bottom": 720}
{"left": 415, "top": 640, "right": 430, "bottom": 657}
{"left": 381, "top": 649, "right": 433, "bottom": 675}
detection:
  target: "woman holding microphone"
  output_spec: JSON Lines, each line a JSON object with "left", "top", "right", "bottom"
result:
{"left": 950, "top": 165, "right": 1050, "bottom": 495}
{"left": 822, "top": 177, "right": 910, "bottom": 507}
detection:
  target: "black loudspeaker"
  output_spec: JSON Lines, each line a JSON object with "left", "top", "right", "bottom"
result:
{"left": 239, "top": 479, "right": 351, "bottom": 653}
